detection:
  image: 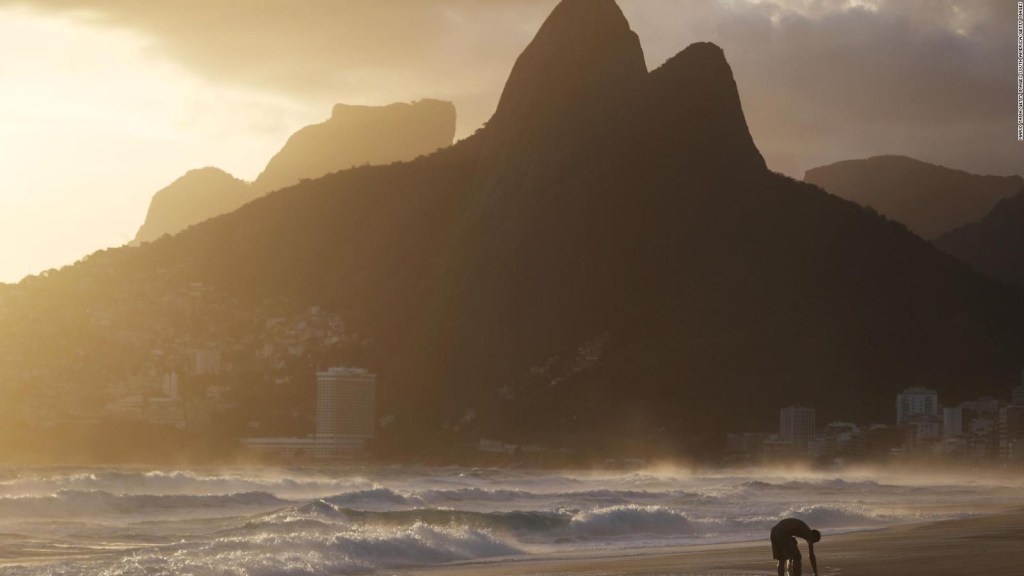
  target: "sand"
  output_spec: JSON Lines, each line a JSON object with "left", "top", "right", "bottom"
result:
{"left": 403, "top": 507, "right": 1024, "bottom": 576}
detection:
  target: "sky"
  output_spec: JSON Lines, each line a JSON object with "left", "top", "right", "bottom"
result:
{"left": 0, "top": 0, "right": 1020, "bottom": 283}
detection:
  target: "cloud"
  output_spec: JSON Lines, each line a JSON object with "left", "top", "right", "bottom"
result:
{"left": 2, "top": 0, "right": 1019, "bottom": 176}
{"left": 623, "top": 0, "right": 1020, "bottom": 176}
{"left": 0, "top": 0, "right": 560, "bottom": 138}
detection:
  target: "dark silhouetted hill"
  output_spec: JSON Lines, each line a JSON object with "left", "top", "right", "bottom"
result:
{"left": 132, "top": 100, "right": 456, "bottom": 244}
{"left": 805, "top": 155, "right": 1023, "bottom": 239}
{"left": 4, "top": 0, "right": 1024, "bottom": 460}
{"left": 935, "top": 191, "right": 1024, "bottom": 287}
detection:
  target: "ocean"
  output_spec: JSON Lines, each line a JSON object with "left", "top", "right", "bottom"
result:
{"left": 0, "top": 465, "right": 1018, "bottom": 575}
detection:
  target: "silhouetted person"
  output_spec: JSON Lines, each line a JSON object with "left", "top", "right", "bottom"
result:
{"left": 770, "top": 518, "right": 820, "bottom": 576}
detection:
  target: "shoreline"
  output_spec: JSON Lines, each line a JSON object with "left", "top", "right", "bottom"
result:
{"left": 402, "top": 507, "right": 1024, "bottom": 576}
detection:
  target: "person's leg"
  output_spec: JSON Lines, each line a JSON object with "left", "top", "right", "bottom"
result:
{"left": 777, "top": 560, "right": 786, "bottom": 576}
{"left": 791, "top": 557, "right": 803, "bottom": 576}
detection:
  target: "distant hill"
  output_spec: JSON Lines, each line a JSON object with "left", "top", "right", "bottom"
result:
{"left": 4, "top": 0, "right": 1024, "bottom": 460}
{"left": 805, "top": 155, "right": 1023, "bottom": 239}
{"left": 935, "top": 191, "right": 1024, "bottom": 288}
{"left": 133, "top": 168, "right": 251, "bottom": 245}
{"left": 132, "top": 100, "right": 456, "bottom": 245}
{"left": 252, "top": 100, "right": 456, "bottom": 195}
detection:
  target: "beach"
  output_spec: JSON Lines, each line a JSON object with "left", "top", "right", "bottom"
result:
{"left": 406, "top": 507, "right": 1024, "bottom": 576}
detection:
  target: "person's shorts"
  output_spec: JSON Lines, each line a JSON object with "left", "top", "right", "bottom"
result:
{"left": 770, "top": 531, "right": 801, "bottom": 561}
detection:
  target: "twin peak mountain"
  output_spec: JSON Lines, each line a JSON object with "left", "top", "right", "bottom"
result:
{"left": 7, "top": 0, "right": 1024, "bottom": 456}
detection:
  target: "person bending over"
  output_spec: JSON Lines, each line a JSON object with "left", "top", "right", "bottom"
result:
{"left": 770, "top": 517, "right": 820, "bottom": 576}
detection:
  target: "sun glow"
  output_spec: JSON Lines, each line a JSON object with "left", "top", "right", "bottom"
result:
{"left": 0, "top": 6, "right": 320, "bottom": 283}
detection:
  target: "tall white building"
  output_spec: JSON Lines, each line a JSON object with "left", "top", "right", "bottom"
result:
{"left": 780, "top": 406, "right": 816, "bottom": 451}
{"left": 162, "top": 371, "right": 179, "bottom": 400}
{"left": 896, "top": 387, "right": 938, "bottom": 426}
{"left": 315, "top": 367, "right": 377, "bottom": 457}
{"left": 897, "top": 387, "right": 941, "bottom": 443}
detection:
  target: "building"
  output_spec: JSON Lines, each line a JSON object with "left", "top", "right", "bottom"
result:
{"left": 240, "top": 437, "right": 316, "bottom": 460}
{"left": 820, "top": 421, "right": 859, "bottom": 458}
{"left": 943, "top": 406, "right": 963, "bottom": 439}
{"left": 315, "top": 367, "right": 376, "bottom": 457}
{"left": 962, "top": 396, "right": 1001, "bottom": 415}
{"left": 896, "top": 387, "right": 941, "bottom": 446}
{"left": 162, "top": 371, "right": 179, "bottom": 400}
{"left": 896, "top": 387, "right": 938, "bottom": 426}
{"left": 725, "top": 432, "right": 771, "bottom": 461}
{"left": 998, "top": 406, "right": 1024, "bottom": 462}
{"left": 780, "top": 406, "right": 816, "bottom": 452}
{"left": 961, "top": 396, "right": 1002, "bottom": 458}
{"left": 1011, "top": 371, "right": 1024, "bottom": 406}
{"left": 192, "top": 349, "right": 221, "bottom": 376}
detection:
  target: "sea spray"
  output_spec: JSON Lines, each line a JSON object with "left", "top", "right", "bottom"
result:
{"left": 0, "top": 466, "right": 1019, "bottom": 575}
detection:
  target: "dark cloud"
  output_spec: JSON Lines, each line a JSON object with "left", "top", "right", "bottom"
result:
{"left": 708, "top": 0, "right": 1019, "bottom": 176}
{"left": 4, "top": 0, "right": 1020, "bottom": 177}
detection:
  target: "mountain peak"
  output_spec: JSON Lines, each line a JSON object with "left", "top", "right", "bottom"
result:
{"left": 331, "top": 99, "right": 454, "bottom": 122}
{"left": 640, "top": 41, "right": 766, "bottom": 175}
{"left": 541, "top": 0, "right": 632, "bottom": 35}
{"left": 661, "top": 41, "right": 728, "bottom": 72}
{"left": 253, "top": 100, "right": 456, "bottom": 194}
{"left": 487, "top": 0, "right": 646, "bottom": 145}
{"left": 133, "top": 167, "right": 250, "bottom": 245}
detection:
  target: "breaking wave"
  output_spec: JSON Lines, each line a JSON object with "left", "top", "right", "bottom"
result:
{"left": 0, "top": 489, "right": 286, "bottom": 517}
{"left": 779, "top": 504, "right": 891, "bottom": 527}
{"left": 568, "top": 504, "right": 694, "bottom": 537}
{"left": 2, "top": 465, "right": 1015, "bottom": 576}
{"left": 3, "top": 522, "right": 522, "bottom": 576}
{"left": 247, "top": 501, "right": 697, "bottom": 541}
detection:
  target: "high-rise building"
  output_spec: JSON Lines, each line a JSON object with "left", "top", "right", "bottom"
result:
{"left": 896, "top": 387, "right": 938, "bottom": 426}
{"left": 193, "top": 349, "right": 221, "bottom": 376}
{"left": 315, "top": 367, "right": 376, "bottom": 457}
{"left": 943, "top": 406, "right": 963, "bottom": 439}
{"left": 998, "top": 405, "right": 1024, "bottom": 462}
{"left": 896, "top": 387, "right": 941, "bottom": 444}
{"left": 780, "top": 406, "right": 816, "bottom": 451}
{"left": 1011, "top": 371, "right": 1024, "bottom": 406}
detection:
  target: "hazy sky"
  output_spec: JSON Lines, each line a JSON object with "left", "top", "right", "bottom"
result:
{"left": 0, "top": 0, "right": 1020, "bottom": 283}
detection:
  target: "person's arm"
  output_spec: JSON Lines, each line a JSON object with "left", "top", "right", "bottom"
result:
{"left": 808, "top": 542, "right": 818, "bottom": 576}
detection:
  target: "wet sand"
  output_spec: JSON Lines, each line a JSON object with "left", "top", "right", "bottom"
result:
{"left": 404, "top": 507, "right": 1024, "bottom": 576}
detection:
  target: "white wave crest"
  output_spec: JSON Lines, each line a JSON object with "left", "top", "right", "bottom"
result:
{"left": 780, "top": 504, "right": 890, "bottom": 527}
{"left": 0, "top": 489, "right": 285, "bottom": 517}
{"left": 7, "top": 522, "right": 521, "bottom": 576}
{"left": 568, "top": 504, "right": 694, "bottom": 537}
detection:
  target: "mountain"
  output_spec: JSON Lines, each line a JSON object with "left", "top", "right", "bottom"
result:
{"left": 3, "top": 0, "right": 1024, "bottom": 460}
{"left": 132, "top": 100, "right": 456, "bottom": 245}
{"left": 134, "top": 168, "right": 251, "bottom": 245}
{"left": 935, "top": 191, "right": 1024, "bottom": 287}
{"left": 804, "top": 155, "right": 1023, "bottom": 239}
{"left": 252, "top": 100, "right": 456, "bottom": 194}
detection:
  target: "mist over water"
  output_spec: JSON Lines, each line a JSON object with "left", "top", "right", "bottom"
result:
{"left": 0, "top": 466, "right": 1019, "bottom": 575}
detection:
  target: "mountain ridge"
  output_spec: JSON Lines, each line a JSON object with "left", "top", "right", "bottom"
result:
{"left": 132, "top": 99, "right": 456, "bottom": 245}
{"left": 2, "top": 0, "right": 1023, "bottom": 460}
{"left": 935, "top": 190, "right": 1024, "bottom": 288}
{"left": 253, "top": 99, "right": 456, "bottom": 194}
{"left": 805, "top": 155, "right": 1023, "bottom": 239}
